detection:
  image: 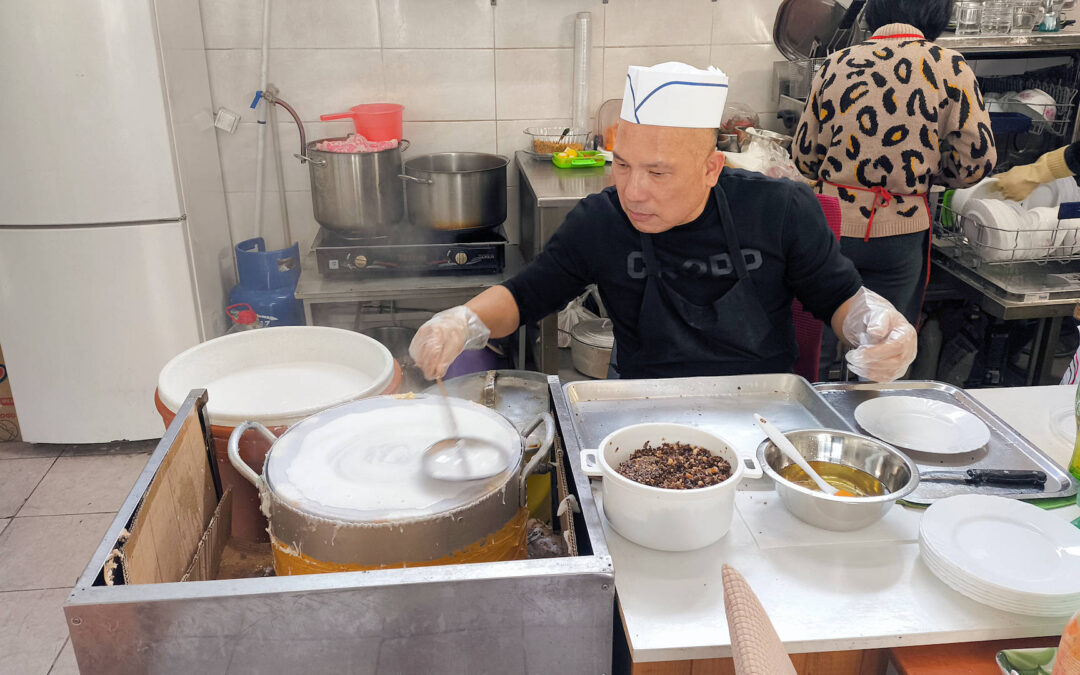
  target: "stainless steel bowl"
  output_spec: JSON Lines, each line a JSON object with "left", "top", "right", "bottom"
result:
{"left": 756, "top": 429, "right": 919, "bottom": 531}
{"left": 739, "top": 128, "right": 793, "bottom": 153}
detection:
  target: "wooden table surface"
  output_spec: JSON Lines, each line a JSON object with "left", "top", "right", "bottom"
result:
{"left": 888, "top": 636, "right": 1060, "bottom": 675}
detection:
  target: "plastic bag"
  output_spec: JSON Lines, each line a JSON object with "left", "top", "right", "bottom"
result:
{"left": 738, "top": 127, "right": 803, "bottom": 181}
{"left": 558, "top": 286, "right": 603, "bottom": 348}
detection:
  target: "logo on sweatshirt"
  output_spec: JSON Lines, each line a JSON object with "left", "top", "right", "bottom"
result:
{"left": 627, "top": 249, "right": 763, "bottom": 280}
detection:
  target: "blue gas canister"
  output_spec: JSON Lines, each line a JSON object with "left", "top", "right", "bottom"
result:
{"left": 227, "top": 238, "right": 303, "bottom": 326}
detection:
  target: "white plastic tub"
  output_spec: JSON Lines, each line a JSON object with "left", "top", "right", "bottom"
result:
{"left": 157, "top": 326, "right": 395, "bottom": 427}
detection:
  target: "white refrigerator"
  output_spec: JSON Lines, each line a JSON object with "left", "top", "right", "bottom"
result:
{"left": 0, "top": 0, "right": 234, "bottom": 442}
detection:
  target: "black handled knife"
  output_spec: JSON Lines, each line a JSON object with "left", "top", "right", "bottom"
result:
{"left": 920, "top": 469, "right": 1047, "bottom": 488}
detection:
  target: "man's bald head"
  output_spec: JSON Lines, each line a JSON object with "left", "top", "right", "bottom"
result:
{"left": 610, "top": 120, "right": 726, "bottom": 233}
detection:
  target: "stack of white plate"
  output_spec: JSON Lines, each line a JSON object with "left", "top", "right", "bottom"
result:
{"left": 919, "top": 494, "right": 1080, "bottom": 617}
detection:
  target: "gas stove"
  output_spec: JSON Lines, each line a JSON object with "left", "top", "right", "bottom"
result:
{"left": 314, "top": 225, "right": 507, "bottom": 278}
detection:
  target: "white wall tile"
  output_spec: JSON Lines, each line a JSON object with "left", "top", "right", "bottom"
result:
{"left": 201, "top": 0, "right": 380, "bottom": 48}
{"left": 272, "top": 0, "right": 380, "bottom": 48}
{"left": 285, "top": 190, "right": 321, "bottom": 251}
{"left": 601, "top": 46, "right": 711, "bottom": 100}
{"left": 206, "top": 49, "right": 261, "bottom": 123}
{"left": 605, "top": 0, "right": 713, "bottom": 46}
{"left": 711, "top": 43, "right": 784, "bottom": 115}
{"left": 384, "top": 50, "right": 496, "bottom": 121}
{"left": 226, "top": 190, "right": 285, "bottom": 248}
{"left": 200, "top": 0, "right": 261, "bottom": 49}
{"left": 494, "top": 0, "right": 605, "bottom": 48}
{"left": 217, "top": 122, "right": 317, "bottom": 193}
{"left": 269, "top": 49, "right": 386, "bottom": 122}
{"left": 400, "top": 121, "right": 498, "bottom": 160}
{"left": 379, "top": 0, "right": 493, "bottom": 49}
{"left": 207, "top": 49, "right": 386, "bottom": 125}
{"left": 712, "top": 0, "right": 782, "bottom": 45}
{"left": 225, "top": 189, "right": 321, "bottom": 251}
{"left": 495, "top": 48, "right": 603, "bottom": 121}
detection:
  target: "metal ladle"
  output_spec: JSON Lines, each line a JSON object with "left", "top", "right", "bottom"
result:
{"left": 422, "top": 380, "right": 513, "bottom": 481}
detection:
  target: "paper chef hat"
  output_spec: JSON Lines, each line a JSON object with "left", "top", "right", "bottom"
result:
{"left": 620, "top": 62, "right": 729, "bottom": 128}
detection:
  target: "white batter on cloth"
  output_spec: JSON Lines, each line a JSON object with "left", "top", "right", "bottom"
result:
{"left": 267, "top": 398, "right": 519, "bottom": 521}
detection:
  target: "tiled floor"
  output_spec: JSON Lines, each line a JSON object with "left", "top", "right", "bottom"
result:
{"left": 0, "top": 439, "right": 155, "bottom": 675}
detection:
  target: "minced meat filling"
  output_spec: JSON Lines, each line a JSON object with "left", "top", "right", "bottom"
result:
{"left": 614, "top": 441, "right": 732, "bottom": 489}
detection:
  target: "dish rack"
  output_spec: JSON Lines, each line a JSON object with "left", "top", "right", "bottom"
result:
{"left": 979, "top": 75, "right": 1078, "bottom": 137}
{"left": 786, "top": 58, "right": 828, "bottom": 101}
{"left": 933, "top": 194, "right": 1080, "bottom": 267}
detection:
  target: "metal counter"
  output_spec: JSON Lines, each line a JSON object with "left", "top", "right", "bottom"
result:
{"left": 517, "top": 152, "right": 613, "bottom": 374}
{"left": 931, "top": 245, "right": 1080, "bottom": 385}
{"left": 64, "top": 382, "right": 615, "bottom": 674}
{"left": 937, "top": 26, "right": 1080, "bottom": 54}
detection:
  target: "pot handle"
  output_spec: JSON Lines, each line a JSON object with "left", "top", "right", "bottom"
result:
{"left": 739, "top": 455, "right": 763, "bottom": 480}
{"left": 293, "top": 153, "right": 327, "bottom": 167}
{"left": 398, "top": 139, "right": 411, "bottom": 152}
{"left": 518, "top": 412, "right": 555, "bottom": 495}
{"left": 580, "top": 449, "right": 603, "bottom": 478}
{"left": 227, "top": 421, "right": 276, "bottom": 488}
{"left": 398, "top": 174, "right": 433, "bottom": 185}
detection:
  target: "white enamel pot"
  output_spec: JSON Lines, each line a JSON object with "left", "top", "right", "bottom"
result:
{"left": 580, "top": 423, "right": 761, "bottom": 551}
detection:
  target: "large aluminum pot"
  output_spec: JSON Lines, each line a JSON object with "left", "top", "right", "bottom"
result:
{"left": 399, "top": 152, "right": 509, "bottom": 232}
{"left": 297, "top": 138, "right": 410, "bottom": 238}
{"left": 580, "top": 423, "right": 762, "bottom": 551}
{"left": 227, "top": 395, "right": 554, "bottom": 573}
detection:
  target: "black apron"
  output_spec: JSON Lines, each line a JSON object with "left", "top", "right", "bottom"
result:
{"left": 614, "top": 183, "right": 792, "bottom": 379}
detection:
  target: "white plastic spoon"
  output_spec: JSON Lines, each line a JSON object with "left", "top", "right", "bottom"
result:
{"left": 753, "top": 413, "right": 852, "bottom": 497}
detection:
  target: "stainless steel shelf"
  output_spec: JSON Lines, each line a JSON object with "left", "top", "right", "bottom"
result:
{"left": 938, "top": 27, "right": 1080, "bottom": 54}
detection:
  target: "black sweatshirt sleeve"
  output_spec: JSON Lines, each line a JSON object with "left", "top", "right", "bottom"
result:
{"left": 501, "top": 200, "right": 597, "bottom": 326}
{"left": 781, "top": 182, "right": 863, "bottom": 322}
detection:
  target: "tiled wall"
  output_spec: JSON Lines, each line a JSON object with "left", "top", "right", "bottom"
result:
{"left": 200, "top": 0, "right": 784, "bottom": 250}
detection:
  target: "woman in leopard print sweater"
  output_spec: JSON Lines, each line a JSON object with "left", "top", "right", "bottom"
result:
{"left": 793, "top": 0, "right": 995, "bottom": 327}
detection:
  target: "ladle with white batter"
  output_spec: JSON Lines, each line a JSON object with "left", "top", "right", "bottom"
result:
{"left": 422, "top": 379, "right": 514, "bottom": 481}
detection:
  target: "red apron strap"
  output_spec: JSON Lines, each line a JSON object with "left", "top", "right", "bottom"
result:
{"left": 823, "top": 180, "right": 918, "bottom": 241}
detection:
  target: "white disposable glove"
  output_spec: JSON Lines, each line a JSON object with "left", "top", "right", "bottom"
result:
{"left": 408, "top": 306, "right": 491, "bottom": 380}
{"left": 841, "top": 288, "right": 917, "bottom": 383}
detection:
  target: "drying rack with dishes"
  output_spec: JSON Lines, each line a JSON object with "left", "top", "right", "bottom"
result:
{"left": 933, "top": 176, "right": 1080, "bottom": 267}
{"left": 980, "top": 76, "right": 1078, "bottom": 137}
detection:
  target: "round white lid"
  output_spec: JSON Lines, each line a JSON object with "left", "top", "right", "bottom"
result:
{"left": 265, "top": 395, "right": 521, "bottom": 521}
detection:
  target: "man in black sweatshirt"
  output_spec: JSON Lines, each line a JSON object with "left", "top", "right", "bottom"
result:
{"left": 409, "top": 63, "right": 917, "bottom": 382}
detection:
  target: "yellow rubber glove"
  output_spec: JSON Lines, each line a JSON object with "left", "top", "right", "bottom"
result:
{"left": 994, "top": 146, "right": 1073, "bottom": 201}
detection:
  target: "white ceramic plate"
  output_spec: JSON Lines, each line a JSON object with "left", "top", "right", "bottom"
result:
{"left": 952, "top": 177, "right": 1001, "bottom": 217}
{"left": 1015, "top": 207, "right": 1059, "bottom": 260}
{"left": 854, "top": 396, "right": 991, "bottom": 454}
{"left": 921, "top": 543, "right": 1080, "bottom": 615}
{"left": 920, "top": 495, "right": 1080, "bottom": 597}
{"left": 1050, "top": 407, "right": 1076, "bottom": 447}
{"left": 963, "top": 199, "right": 1019, "bottom": 262}
{"left": 1023, "top": 181, "right": 1060, "bottom": 210}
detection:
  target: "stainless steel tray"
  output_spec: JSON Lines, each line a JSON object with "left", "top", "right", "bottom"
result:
{"left": 561, "top": 374, "right": 853, "bottom": 458}
{"left": 814, "top": 381, "right": 1078, "bottom": 505}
